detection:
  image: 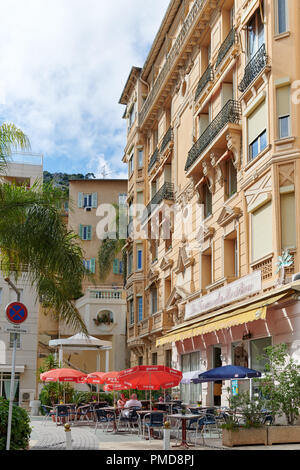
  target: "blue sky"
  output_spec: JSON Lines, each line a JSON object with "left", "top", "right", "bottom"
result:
{"left": 0, "top": 0, "right": 170, "bottom": 178}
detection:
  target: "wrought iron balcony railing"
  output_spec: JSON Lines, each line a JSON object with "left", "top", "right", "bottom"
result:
{"left": 195, "top": 64, "right": 214, "bottom": 101}
{"left": 160, "top": 127, "right": 173, "bottom": 154}
{"left": 215, "top": 28, "right": 237, "bottom": 69}
{"left": 138, "top": 0, "right": 207, "bottom": 127}
{"left": 238, "top": 44, "right": 268, "bottom": 93}
{"left": 142, "top": 182, "right": 175, "bottom": 223}
{"left": 148, "top": 148, "right": 159, "bottom": 173}
{"left": 185, "top": 100, "right": 241, "bottom": 171}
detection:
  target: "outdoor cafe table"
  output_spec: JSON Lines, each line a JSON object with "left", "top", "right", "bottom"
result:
{"left": 168, "top": 413, "right": 198, "bottom": 449}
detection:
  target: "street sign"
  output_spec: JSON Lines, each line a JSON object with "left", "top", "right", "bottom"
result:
{"left": 4, "top": 326, "right": 27, "bottom": 334}
{"left": 6, "top": 302, "right": 28, "bottom": 325}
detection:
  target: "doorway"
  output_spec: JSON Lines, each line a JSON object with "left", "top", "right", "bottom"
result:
{"left": 213, "top": 346, "right": 222, "bottom": 406}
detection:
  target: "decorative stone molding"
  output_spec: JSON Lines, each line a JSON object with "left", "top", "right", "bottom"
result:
{"left": 202, "top": 160, "right": 215, "bottom": 194}
{"left": 174, "top": 245, "right": 195, "bottom": 275}
{"left": 176, "top": 182, "right": 195, "bottom": 209}
{"left": 278, "top": 163, "right": 295, "bottom": 188}
{"left": 210, "top": 151, "right": 225, "bottom": 187}
{"left": 160, "top": 256, "right": 174, "bottom": 271}
{"left": 226, "top": 130, "right": 241, "bottom": 170}
{"left": 217, "top": 205, "right": 242, "bottom": 227}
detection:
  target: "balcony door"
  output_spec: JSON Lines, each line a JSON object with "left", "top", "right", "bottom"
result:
{"left": 247, "top": 7, "right": 265, "bottom": 61}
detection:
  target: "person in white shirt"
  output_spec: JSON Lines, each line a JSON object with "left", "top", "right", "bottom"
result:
{"left": 124, "top": 393, "right": 142, "bottom": 409}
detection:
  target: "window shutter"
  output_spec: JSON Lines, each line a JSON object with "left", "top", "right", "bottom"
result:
{"left": 79, "top": 224, "right": 83, "bottom": 239}
{"left": 119, "top": 261, "right": 123, "bottom": 274}
{"left": 92, "top": 192, "right": 98, "bottom": 208}
{"left": 113, "top": 259, "right": 119, "bottom": 274}
{"left": 251, "top": 201, "right": 272, "bottom": 261}
{"left": 277, "top": 85, "right": 290, "bottom": 117}
{"left": 281, "top": 192, "right": 296, "bottom": 249}
{"left": 248, "top": 100, "right": 266, "bottom": 145}
{"left": 78, "top": 192, "right": 84, "bottom": 208}
{"left": 90, "top": 258, "right": 96, "bottom": 274}
{"left": 87, "top": 225, "right": 92, "bottom": 240}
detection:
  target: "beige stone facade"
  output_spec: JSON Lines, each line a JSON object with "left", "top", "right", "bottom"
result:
{"left": 120, "top": 0, "right": 300, "bottom": 405}
{"left": 38, "top": 178, "right": 129, "bottom": 382}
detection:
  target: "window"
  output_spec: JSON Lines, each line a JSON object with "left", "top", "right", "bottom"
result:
{"left": 9, "top": 333, "right": 21, "bottom": 349}
{"left": 138, "top": 297, "right": 143, "bottom": 322}
{"left": 83, "top": 258, "right": 96, "bottom": 274}
{"left": 119, "top": 260, "right": 123, "bottom": 275}
{"left": 180, "top": 352, "right": 202, "bottom": 404}
{"left": 137, "top": 247, "right": 143, "bottom": 270}
{"left": 128, "top": 251, "right": 133, "bottom": 275}
{"left": 0, "top": 373, "right": 20, "bottom": 403}
{"left": 247, "top": 7, "right": 265, "bottom": 60}
{"left": 276, "top": 0, "right": 287, "bottom": 34}
{"left": 84, "top": 194, "right": 92, "bottom": 208}
{"left": 113, "top": 259, "right": 120, "bottom": 275}
{"left": 201, "top": 248, "right": 212, "bottom": 289}
{"left": 79, "top": 225, "right": 92, "bottom": 241}
{"left": 277, "top": 85, "right": 291, "bottom": 139}
{"left": 78, "top": 192, "right": 97, "bottom": 208}
{"left": 248, "top": 100, "right": 267, "bottom": 161}
{"left": 152, "top": 353, "right": 158, "bottom": 365}
{"left": 150, "top": 287, "right": 158, "bottom": 315}
{"left": 203, "top": 183, "right": 212, "bottom": 218}
{"left": 138, "top": 356, "right": 143, "bottom": 366}
{"left": 119, "top": 193, "right": 127, "bottom": 206}
{"left": 129, "top": 299, "right": 134, "bottom": 325}
{"left": 129, "top": 154, "right": 134, "bottom": 175}
{"left": 232, "top": 337, "right": 272, "bottom": 372}
{"left": 226, "top": 159, "right": 237, "bottom": 198}
{"left": 165, "top": 350, "right": 172, "bottom": 368}
{"left": 128, "top": 103, "right": 135, "bottom": 129}
{"left": 138, "top": 149, "right": 144, "bottom": 168}
{"left": 251, "top": 201, "right": 273, "bottom": 262}
{"left": 224, "top": 232, "right": 238, "bottom": 278}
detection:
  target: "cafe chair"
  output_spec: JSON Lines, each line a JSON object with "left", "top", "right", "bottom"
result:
{"left": 143, "top": 412, "right": 164, "bottom": 441}
{"left": 55, "top": 405, "right": 70, "bottom": 426}
{"left": 94, "top": 409, "right": 115, "bottom": 433}
{"left": 74, "top": 404, "right": 92, "bottom": 424}
{"left": 41, "top": 405, "right": 56, "bottom": 425}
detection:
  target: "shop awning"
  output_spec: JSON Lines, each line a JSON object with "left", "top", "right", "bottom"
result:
{"left": 156, "top": 291, "right": 290, "bottom": 347}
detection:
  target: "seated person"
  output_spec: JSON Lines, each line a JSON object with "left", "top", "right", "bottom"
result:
{"left": 158, "top": 395, "right": 164, "bottom": 403}
{"left": 165, "top": 393, "right": 171, "bottom": 402}
{"left": 117, "top": 393, "right": 127, "bottom": 409}
{"left": 124, "top": 393, "right": 142, "bottom": 409}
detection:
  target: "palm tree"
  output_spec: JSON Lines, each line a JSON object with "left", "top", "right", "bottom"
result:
{"left": 0, "top": 123, "right": 88, "bottom": 334}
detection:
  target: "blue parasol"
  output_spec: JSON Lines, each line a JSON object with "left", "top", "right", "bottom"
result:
{"left": 192, "top": 365, "right": 262, "bottom": 383}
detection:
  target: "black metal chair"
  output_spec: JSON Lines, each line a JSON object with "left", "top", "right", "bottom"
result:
{"left": 94, "top": 409, "right": 115, "bottom": 433}
{"left": 143, "top": 412, "right": 164, "bottom": 441}
{"left": 55, "top": 405, "right": 70, "bottom": 426}
{"left": 41, "top": 405, "right": 56, "bottom": 425}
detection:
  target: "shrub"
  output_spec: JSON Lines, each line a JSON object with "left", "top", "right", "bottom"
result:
{"left": 0, "top": 397, "right": 31, "bottom": 450}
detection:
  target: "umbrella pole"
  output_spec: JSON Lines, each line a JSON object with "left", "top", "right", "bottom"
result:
{"left": 150, "top": 390, "right": 152, "bottom": 411}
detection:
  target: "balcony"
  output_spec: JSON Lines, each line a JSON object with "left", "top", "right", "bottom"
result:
{"left": 195, "top": 64, "right": 214, "bottom": 102}
{"left": 251, "top": 255, "right": 273, "bottom": 282}
{"left": 238, "top": 44, "right": 268, "bottom": 94}
{"left": 138, "top": 0, "right": 210, "bottom": 128}
{"left": 148, "top": 148, "right": 159, "bottom": 173}
{"left": 160, "top": 127, "right": 174, "bottom": 154}
{"left": 185, "top": 100, "right": 241, "bottom": 172}
{"left": 215, "top": 28, "right": 238, "bottom": 69}
{"left": 142, "top": 182, "right": 175, "bottom": 224}
{"left": 138, "top": 317, "right": 152, "bottom": 337}
{"left": 88, "top": 288, "right": 123, "bottom": 301}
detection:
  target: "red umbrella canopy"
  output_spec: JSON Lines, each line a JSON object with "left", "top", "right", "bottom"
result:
{"left": 40, "top": 368, "right": 87, "bottom": 383}
{"left": 100, "top": 371, "right": 121, "bottom": 384}
{"left": 103, "top": 383, "right": 130, "bottom": 392}
{"left": 118, "top": 365, "right": 182, "bottom": 390}
{"left": 84, "top": 372, "right": 106, "bottom": 384}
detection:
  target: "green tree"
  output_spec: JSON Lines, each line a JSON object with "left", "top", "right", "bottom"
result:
{"left": 0, "top": 123, "right": 88, "bottom": 334}
{"left": 0, "top": 397, "right": 31, "bottom": 450}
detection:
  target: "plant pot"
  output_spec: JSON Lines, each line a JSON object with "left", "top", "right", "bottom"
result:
{"left": 222, "top": 428, "right": 268, "bottom": 447}
{"left": 267, "top": 425, "right": 300, "bottom": 445}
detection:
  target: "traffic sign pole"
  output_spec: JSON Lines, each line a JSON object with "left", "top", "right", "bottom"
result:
{"left": 6, "top": 285, "right": 21, "bottom": 451}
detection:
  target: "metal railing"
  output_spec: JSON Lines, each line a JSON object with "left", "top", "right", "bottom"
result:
{"left": 138, "top": 0, "right": 207, "bottom": 127}
{"left": 89, "top": 289, "right": 122, "bottom": 300}
{"left": 238, "top": 44, "right": 268, "bottom": 93}
{"left": 185, "top": 100, "right": 241, "bottom": 171}
{"left": 148, "top": 148, "right": 159, "bottom": 173}
{"left": 142, "top": 182, "right": 175, "bottom": 223}
{"left": 215, "top": 28, "right": 237, "bottom": 69}
{"left": 195, "top": 64, "right": 214, "bottom": 101}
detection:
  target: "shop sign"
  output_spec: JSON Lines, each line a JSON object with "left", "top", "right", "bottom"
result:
{"left": 185, "top": 271, "right": 262, "bottom": 320}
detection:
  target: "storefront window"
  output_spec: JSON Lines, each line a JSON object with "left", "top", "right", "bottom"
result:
{"left": 232, "top": 342, "right": 249, "bottom": 368}
{"left": 0, "top": 373, "right": 20, "bottom": 404}
{"left": 250, "top": 337, "right": 272, "bottom": 372}
{"left": 180, "top": 352, "right": 202, "bottom": 404}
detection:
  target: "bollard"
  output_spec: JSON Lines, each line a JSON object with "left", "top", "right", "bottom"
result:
{"left": 64, "top": 423, "right": 72, "bottom": 450}
{"left": 163, "top": 428, "right": 171, "bottom": 450}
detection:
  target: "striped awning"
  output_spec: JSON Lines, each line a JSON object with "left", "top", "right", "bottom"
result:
{"left": 156, "top": 292, "right": 289, "bottom": 347}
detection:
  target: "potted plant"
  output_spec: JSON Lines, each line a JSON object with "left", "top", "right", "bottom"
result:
{"left": 0, "top": 397, "right": 32, "bottom": 450}
{"left": 222, "top": 391, "right": 268, "bottom": 447}
{"left": 93, "top": 311, "right": 114, "bottom": 326}
{"left": 257, "top": 344, "right": 300, "bottom": 445}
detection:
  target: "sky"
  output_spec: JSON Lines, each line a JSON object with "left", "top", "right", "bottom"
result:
{"left": 0, "top": 0, "right": 170, "bottom": 179}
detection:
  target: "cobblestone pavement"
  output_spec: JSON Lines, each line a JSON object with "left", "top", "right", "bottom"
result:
{"left": 29, "top": 417, "right": 300, "bottom": 451}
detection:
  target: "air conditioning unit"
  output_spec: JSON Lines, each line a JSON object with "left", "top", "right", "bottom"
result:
{"left": 20, "top": 389, "right": 35, "bottom": 402}
{"left": 84, "top": 207, "right": 92, "bottom": 212}
{"left": 292, "top": 273, "right": 300, "bottom": 282}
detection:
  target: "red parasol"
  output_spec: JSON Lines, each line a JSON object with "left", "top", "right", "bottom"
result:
{"left": 84, "top": 372, "right": 106, "bottom": 384}
{"left": 40, "top": 368, "right": 87, "bottom": 383}
{"left": 118, "top": 365, "right": 182, "bottom": 390}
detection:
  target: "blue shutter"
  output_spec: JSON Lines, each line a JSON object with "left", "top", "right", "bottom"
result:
{"left": 119, "top": 261, "right": 123, "bottom": 274}
{"left": 92, "top": 192, "right": 98, "bottom": 208}
{"left": 113, "top": 259, "right": 119, "bottom": 274}
{"left": 78, "top": 192, "right": 84, "bottom": 208}
{"left": 90, "top": 258, "right": 96, "bottom": 274}
{"left": 87, "top": 225, "right": 92, "bottom": 240}
{"left": 138, "top": 297, "right": 143, "bottom": 322}
{"left": 79, "top": 224, "right": 83, "bottom": 239}
{"left": 137, "top": 249, "right": 143, "bottom": 270}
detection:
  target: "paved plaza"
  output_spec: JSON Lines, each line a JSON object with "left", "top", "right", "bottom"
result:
{"left": 29, "top": 417, "right": 300, "bottom": 451}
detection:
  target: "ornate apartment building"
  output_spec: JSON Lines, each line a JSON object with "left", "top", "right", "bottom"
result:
{"left": 120, "top": 0, "right": 300, "bottom": 406}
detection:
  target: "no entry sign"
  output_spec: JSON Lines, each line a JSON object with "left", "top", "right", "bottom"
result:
{"left": 6, "top": 302, "right": 28, "bottom": 325}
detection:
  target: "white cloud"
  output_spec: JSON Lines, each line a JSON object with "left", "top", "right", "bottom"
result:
{"left": 0, "top": 0, "right": 170, "bottom": 176}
